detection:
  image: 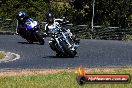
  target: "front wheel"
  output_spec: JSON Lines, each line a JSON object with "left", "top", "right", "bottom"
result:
{"left": 39, "top": 39, "right": 44, "bottom": 45}
{"left": 49, "top": 41, "right": 57, "bottom": 51}
{"left": 27, "top": 39, "right": 33, "bottom": 44}
{"left": 35, "top": 31, "right": 45, "bottom": 45}
{"left": 61, "top": 40, "right": 76, "bottom": 57}
{"left": 69, "top": 50, "right": 77, "bottom": 57}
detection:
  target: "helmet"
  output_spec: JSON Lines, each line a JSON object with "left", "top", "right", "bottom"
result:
{"left": 46, "top": 12, "right": 54, "bottom": 24}
{"left": 18, "top": 11, "right": 26, "bottom": 18}
{"left": 46, "top": 12, "right": 53, "bottom": 19}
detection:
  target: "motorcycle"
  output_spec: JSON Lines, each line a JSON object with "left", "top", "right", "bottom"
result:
{"left": 18, "top": 18, "right": 45, "bottom": 45}
{"left": 48, "top": 20, "right": 79, "bottom": 57}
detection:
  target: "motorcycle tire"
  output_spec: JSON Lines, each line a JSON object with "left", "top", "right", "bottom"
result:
{"left": 55, "top": 45, "right": 63, "bottom": 57}
{"left": 49, "top": 41, "right": 56, "bottom": 51}
{"left": 35, "top": 31, "right": 45, "bottom": 45}
{"left": 56, "top": 53, "right": 63, "bottom": 57}
{"left": 69, "top": 50, "right": 77, "bottom": 57}
{"left": 27, "top": 39, "right": 33, "bottom": 44}
{"left": 61, "top": 40, "right": 76, "bottom": 57}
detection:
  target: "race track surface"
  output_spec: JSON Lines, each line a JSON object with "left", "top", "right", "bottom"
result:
{"left": 0, "top": 35, "right": 132, "bottom": 69}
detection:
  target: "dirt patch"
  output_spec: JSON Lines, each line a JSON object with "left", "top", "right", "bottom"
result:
{"left": 0, "top": 67, "right": 131, "bottom": 77}
{"left": 0, "top": 69, "right": 71, "bottom": 77}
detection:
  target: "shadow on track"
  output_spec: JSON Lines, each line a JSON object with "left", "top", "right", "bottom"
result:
{"left": 43, "top": 55, "right": 79, "bottom": 58}
{"left": 18, "top": 42, "right": 38, "bottom": 44}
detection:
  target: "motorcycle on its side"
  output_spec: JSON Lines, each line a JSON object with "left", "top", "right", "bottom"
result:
{"left": 48, "top": 20, "right": 79, "bottom": 57}
{"left": 18, "top": 18, "right": 45, "bottom": 45}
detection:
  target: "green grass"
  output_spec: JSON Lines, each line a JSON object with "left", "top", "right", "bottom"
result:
{"left": 0, "top": 68, "right": 132, "bottom": 88}
{"left": 0, "top": 52, "right": 5, "bottom": 59}
{"left": 123, "top": 34, "right": 132, "bottom": 41}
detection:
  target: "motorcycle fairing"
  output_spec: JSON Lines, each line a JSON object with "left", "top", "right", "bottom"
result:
{"left": 25, "top": 18, "right": 38, "bottom": 30}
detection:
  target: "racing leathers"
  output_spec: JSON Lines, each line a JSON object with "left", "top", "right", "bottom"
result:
{"left": 16, "top": 16, "right": 30, "bottom": 34}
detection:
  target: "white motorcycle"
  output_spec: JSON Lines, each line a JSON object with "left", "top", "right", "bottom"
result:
{"left": 48, "top": 20, "right": 79, "bottom": 57}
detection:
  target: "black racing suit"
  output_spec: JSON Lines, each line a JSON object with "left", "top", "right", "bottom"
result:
{"left": 16, "top": 16, "right": 29, "bottom": 34}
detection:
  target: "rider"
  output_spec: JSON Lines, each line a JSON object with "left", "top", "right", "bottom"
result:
{"left": 16, "top": 11, "right": 29, "bottom": 34}
{"left": 45, "top": 12, "right": 80, "bottom": 44}
{"left": 45, "top": 12, "right": 59, "bottom": 36}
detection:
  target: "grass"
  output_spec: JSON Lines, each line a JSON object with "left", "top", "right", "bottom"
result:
{"left": 0, "top": 68, "right": 131, "bottom": 88}
{"left": 123, "top": 34, "right": 132, "bottom": 41}
{"left": 0, "top": 52, "right": 5, "bottom": 59}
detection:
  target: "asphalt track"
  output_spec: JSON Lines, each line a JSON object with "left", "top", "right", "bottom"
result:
{"left": 0, "top": 35, "right": 132, "bottom": 69}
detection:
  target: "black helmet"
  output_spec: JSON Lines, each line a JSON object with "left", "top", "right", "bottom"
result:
{"left": 46, "top": 12, "right": 54, "bottom": 24}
